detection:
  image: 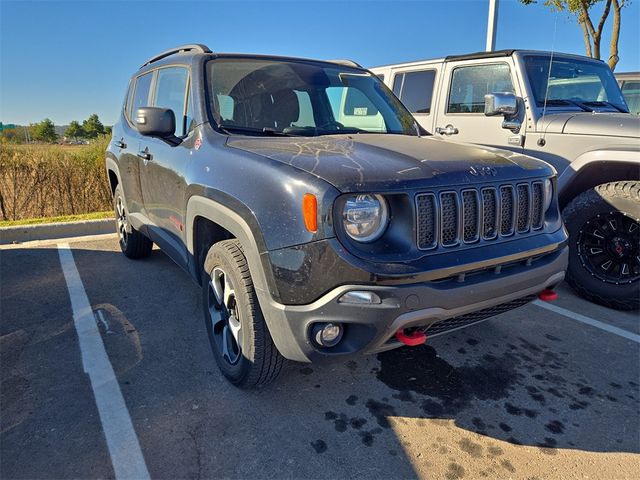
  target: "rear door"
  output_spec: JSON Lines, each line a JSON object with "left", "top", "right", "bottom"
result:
{"left": 432, "top": 60, "right": 524, "bottom": 150}
{"left": 118, "top": 71, "right": 154, "bottom": 226}
{"left": 139, "top": 66, "right": 193, "bottom": 266}
{"left": 389, "top": 65, "right": 440, "bottom": 133}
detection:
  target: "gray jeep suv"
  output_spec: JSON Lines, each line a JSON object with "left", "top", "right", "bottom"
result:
{"left": 106, "top": 44, "right": 567, "bottom": 388}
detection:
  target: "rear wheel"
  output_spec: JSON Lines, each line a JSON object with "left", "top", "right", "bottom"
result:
{"left": 563, "top": 182, "right": 640, "bottom": 310}
{"left": 113, "top": 184, "right": 152, "bottom": 259}
{"left": 202, "top": 239, "right": 285, "bottom": 388}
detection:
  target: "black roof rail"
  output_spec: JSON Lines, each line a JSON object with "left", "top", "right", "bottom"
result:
{"left": 327, "top": 59, "right": 363, "bottom": 68}
{"left": 444, "top": 49, "right": 516, "bottom": 62}
{"left": 141, "top": 44, "right": 212, "bottom": 67}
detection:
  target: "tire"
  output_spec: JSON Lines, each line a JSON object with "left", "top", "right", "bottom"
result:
{"left": 113, "top": 184, "right": 153, "bottom": 259}
{"left": 562, "top": 181, "right": 640, "bottom": 310}
{"left": 202, "top": 239, "right": 285, "bottom": 388}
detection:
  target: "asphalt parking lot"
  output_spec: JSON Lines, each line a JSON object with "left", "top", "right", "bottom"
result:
{"left": 1, "top": 234, "right": 639, "bottom": 479}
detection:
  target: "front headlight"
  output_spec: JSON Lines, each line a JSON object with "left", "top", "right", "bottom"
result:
{"left": 543, "top": 179, "right": 553, "bottom": 212}
{"left": 342, "top": 194, "right": 389, "bottom": 242}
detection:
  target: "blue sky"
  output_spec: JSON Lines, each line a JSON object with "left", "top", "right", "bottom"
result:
{"left": 1, "top": 0, "right": 639, "bottom": 126}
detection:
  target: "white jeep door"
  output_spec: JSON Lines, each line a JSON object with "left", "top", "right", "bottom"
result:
{"left": 432, "top": 59, "right": 524, "bottom": 151}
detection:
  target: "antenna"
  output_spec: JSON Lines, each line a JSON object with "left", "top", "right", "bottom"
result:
{"left": 539, "top": 12, "right": 559, "bottom": 145}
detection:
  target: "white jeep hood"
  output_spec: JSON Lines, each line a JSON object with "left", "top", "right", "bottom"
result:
{"left": 537, "top": 112, "right": 640, "bottom": 138}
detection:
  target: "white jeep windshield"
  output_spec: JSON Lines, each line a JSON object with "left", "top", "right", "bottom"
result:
{"left": 524, "top": 55, "right": 628, "bottom": 113}
{"left": 206, "top": 58, "right": 418, "bottom": 136}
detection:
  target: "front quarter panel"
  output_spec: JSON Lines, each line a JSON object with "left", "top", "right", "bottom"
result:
{"left": 184, "top": 128, "right": 340, "bottom": 253}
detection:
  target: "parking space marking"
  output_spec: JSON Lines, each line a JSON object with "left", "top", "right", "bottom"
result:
{"left": 532, "top": 300, "right": 640, "bottom": 344}
{"left": 58, "top": 243, "right": 150, "bottom": 480}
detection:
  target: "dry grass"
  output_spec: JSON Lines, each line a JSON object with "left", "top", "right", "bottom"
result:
{"left": 0, "top": 137, "right": 112, "bottom": 221}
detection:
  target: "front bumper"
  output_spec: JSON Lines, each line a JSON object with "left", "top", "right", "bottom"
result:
{"left": 260, "top": 245, "right": 568, "bottom": 362}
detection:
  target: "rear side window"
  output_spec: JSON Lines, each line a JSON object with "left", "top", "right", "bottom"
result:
{"left": 447, "top": 63, "right": 513, "bottom": 113}
{"left": 129, "top": 72, "right": 154, "bottom": 118}
{"left": 153, "top": 67, "right": 189, "bottom": 136}
{"left": 393, "top": 70, "right": 436, "bottom": 114}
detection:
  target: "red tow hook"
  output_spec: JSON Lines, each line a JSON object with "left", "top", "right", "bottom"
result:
{"left": 396, "top": 329, "right": 427, "bottom": 346}
{"left": 538, "top": 289, "right": 558, "bottom": 302}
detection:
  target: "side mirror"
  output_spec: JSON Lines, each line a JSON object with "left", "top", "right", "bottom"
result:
{"left": 484, "top": 93, "right": 521, "bottom": 133}
{"left": 134, "top": 107, "right": 181, "bottom": 145}
{"left": 484, "top": 93, "right": 518, "bottom": 117}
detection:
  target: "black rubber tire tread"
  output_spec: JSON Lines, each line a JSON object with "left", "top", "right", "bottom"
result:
{"left": 562, "top": 181, "right": 640, "bottom": 311}
{"left": 113, "top": 185, "right": 153, "bottom": 259}
{"left": 203, "top": 239, "right": 285, "bottom": 388}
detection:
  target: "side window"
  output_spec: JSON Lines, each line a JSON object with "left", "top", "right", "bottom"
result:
{"left": 123, "top": 81, "right": 133, "bottom": 116}
{"left": 393, "top": 70, "right": 436, "bottom": 114}
{"left": 447, "top": 64, "right": 513, "bottom": 113}
{"left": 153, "top": 67, "right": 189, "bottom": 136}
{"left": 129, "top": 72, "right": 153, "bottom": 118}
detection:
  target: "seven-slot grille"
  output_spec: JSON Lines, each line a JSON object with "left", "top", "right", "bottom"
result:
{"left": 416, "top": 181, "right": 546, "bottom": 250}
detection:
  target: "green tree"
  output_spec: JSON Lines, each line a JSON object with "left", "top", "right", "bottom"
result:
{"left": 520, "top": 0, "right": 627, "bottom": 71}
{"left": 104, "top": 125, "right": 113, "bottom": 136}
{"left": 31, "top": 118, "right": 58, "bottom": 143}
{"left": 65, "top": 120, "right": 85, "bottom": 141}
{"left": 82, "top": 114, "right": 105, "bottom": 138}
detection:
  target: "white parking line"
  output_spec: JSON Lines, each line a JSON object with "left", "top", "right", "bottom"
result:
{"left": 532, "top": 300, "right": 640, "bottom": 344}
{"left": 58, "top": 243, "right": 150, "bottom": 480}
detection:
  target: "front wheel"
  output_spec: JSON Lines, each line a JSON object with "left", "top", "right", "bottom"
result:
{"left": 563, "top": 182, "right": 640, "bottom": 310}
{"left": 202, "top": 239, "right": 285, "bottom": 388}
{"left": 113, "top": 185, "right": 152, "bottom": 259}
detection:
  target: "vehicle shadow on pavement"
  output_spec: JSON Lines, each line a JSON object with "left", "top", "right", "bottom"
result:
{"left": 2, "top": 244, "right": 639, "bottom": 479}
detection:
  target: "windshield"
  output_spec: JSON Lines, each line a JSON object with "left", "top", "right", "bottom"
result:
{"left": 524, "top": 55, "right": 628, "bottom": 112}
{"left": 206, "top": 58, "right": 418, "bottom": 136}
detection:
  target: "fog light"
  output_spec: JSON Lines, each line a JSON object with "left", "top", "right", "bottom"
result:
{"left": 338, "top": 291, "right": 381, "bottom": 304}
{"left": 311, "top": 322, "right": 344, "bottom": 347}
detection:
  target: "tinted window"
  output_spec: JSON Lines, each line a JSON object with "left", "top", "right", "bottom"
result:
{"left": 130, "top": 72, "right": 153, "bottom": 118}
{"left": 620, "top": 80, "right": 640, "bottom": 114}
{"left": 154, "top": 67, "right": 189, "bottom": 136}
{"left": 392, "top": 74, "right": 403, "bottom": 97}
{"left": 394, "top": 70, "right": 436, "bottom": 114}
{"left": 448, "top": 64, "right": 513, "bottom": 113}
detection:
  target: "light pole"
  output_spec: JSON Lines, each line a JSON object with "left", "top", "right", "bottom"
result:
{"left": 486, "top": 0, "right": 499, "bottom": 52}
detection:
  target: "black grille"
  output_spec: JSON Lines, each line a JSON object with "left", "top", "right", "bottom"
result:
{"left": 462, "top": 190, "right": 479, "bottom": 243}
{"left": 531, "top": 182, "right": 544, "bottom": 229}
{"left": 482, "top": 188, "right": 498, "bottom": 239}
{"left": 440, "top": 192, "right": 458, "bottom": 246}
{"left": 424, "top": 295, "right": 536, "bottom": 337}
{"left": 416, "top": 194, "right": 436, "bottom": 249}
{"left": 516, "top": 184, "right": 530, "bottom": 232}
{"left": 416, "top": 181, "right": 547, "bottom": 250}
{"left": 500, "top": 186, "right": 515, "bottom": 236}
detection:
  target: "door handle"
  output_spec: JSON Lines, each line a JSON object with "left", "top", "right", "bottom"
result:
{"left": 114, "top": 139, "right": 126, "bottom": 149}
{"left": 435, "top": 124, "right": 459, "bottom": 136}
{"left": 137, "top": 149, "right": 152, "bottom": 163}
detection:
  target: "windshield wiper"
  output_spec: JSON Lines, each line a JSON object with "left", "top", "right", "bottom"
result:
{"left": 217, "top": 124, "right": 290, "bottom": 136}
{"left": 546, "top": 99, "right": 594, "bottom": 112}
{"left": 581, "top": 100, "right": 628, "bottom": 113}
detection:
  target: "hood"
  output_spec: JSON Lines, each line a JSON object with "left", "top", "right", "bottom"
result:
{"left": 226, "top": 134, "right": 553, "bottom": 192}
{"left": 537, "top": 112, "right": 640, "bottom": 138}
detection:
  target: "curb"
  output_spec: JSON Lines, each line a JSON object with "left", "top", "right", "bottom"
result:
{"left": 0, "top": 218, "right": 115, "bottom": 245}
